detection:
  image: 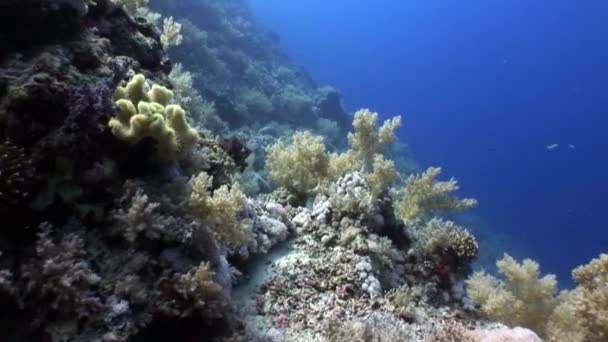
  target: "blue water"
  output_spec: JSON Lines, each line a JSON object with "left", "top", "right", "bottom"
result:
{"left": 249, "top": 0, "right": 608, "bottom": 286}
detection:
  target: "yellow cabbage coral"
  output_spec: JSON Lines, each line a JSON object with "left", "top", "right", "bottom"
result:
{"left": 189, "top": 172, "right": 250, "bottom": 246}
{"left": 466, "top": 254, "right": 559, "bottom": 335}
{"left": 266, "top": 131, "right": 330, "bottom": 195}
{"left": 109, "top": 74, "right": 199, "bottom": 161}
{"left": 397, "top": 167, "right": 477, "bottom": 222}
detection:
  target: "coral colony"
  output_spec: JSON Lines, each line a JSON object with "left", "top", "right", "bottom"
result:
{"left": 0, "top": 0, "right": 604, "bottom": 341}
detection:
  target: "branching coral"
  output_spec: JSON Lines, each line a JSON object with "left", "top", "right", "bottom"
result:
{"left": 178, "top": 261, "right": 223, "bottom": 304}
{"left": 21, "top": 222, "right": 102, "bottom": 321}
{"left": 466, "top": 254, "right": 559, "bottom": 335}
{"left": 545, "top": 291, "right": 588, "bottom": 342}
{"left": 111, "top": 184, "right": 162, "bottom": 243}
{"left": 189, "top": 171, "right": 250, "bottom": 246}
{"left": 266, "top": 110, "right": 401, "bottom": 198}
{"left": 569, "top": 253, "right": 608, "bottom": 341}
{"left": 346, "top": 108, "right": 401, "bottom": 172}
{"left": 266, "top": 131, "right": 330, "bottom": 195}
{"left": 398, "top": 167, "right": 477, "bottom": 222}
{"left": 365, "top": 154, "right": 400, "bottom": 197}
{"left": 108, "top": 74, "right": 199, "bottom": 161}
{"left": 161, "top": 17, "right": 184, "bottom": 49}
{"left": 327, "top": 109, "right": 401, "bottom": 195}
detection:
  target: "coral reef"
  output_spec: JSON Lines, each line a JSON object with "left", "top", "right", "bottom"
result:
{"left": 1, "top": 0, "right": 586, "bottom": 341}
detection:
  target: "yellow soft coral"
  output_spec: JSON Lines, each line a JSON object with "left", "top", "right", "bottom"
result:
{"left": 397, "top": 166, "right": 477, "bottom": 222}
{"left": 161, "top": 17, "right": 183, "bottom": 49}
{"left": 266, "top": 131, "right": 330, "bottom": 195}
{"left": 546, "top": 290, "right": 587, "bottom": 342}
{"left": 466, "top": 254, "right": 559, "bottom": 335}
{"left": 265, "top": 110, "right": 401, "bottom": 198}
{"left": 346, "top": 108, "right": 401, "bottom": 172}
{"left": 570, "top": 253, "right": 608, "bottom": 341}
{"left": 189, "top": 172, "right": 250, "bottom": 245}
{"left": 109, "top": 74, "right": 199, "bottom": 161}
{"left": 365, "top": 154, "right": 400, "bottom": 196}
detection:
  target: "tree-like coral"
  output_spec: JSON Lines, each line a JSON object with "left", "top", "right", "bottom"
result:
{"left": 365, "top": 154, "right": 400, "bottom": 197}
{"left": 570, "top": 253, "right": 608, "bottom": 341}
{"left": 108, "top": 74, "right": 199, "bottom": 161}
{"left": 345, "top": 108, "right": 401, "bottom": 172}
{"left": 188, "top": 171, "right": 250, "bottom": 246}
{"left": 265, "top": 109, "right": 402, "bottom": 199}
{"left": 397, "top": 167, "right": 477, "bottom": 222}
{"left": 545, "top": 291, "right": 587, "bottom": 342}
{"left": 466, "top": 254, "right": 559, "bottom": 335}
{"left": 178, "top": 261, "right": 223, "bottom": 304}
{"left": 161, "top": 17, "right": 183, "bottom": 49}
{"left": 266, "top": 131, "right": 330, "bottom": 196}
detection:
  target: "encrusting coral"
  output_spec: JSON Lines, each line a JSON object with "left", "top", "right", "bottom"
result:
{"left": 398, "top": 166, "right": 477, "bottom": 222}
{"left": 109, "top": 73, "right": 199, "bottom": 161}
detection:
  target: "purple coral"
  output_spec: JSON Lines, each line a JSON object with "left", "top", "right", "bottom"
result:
{"left": 0, "top": 142, "right": 38, "bottom": 208}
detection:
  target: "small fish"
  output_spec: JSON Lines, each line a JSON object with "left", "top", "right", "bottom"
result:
{"left": 568, "top": 144, "right": 575, "bottom": 149}
{"left": 546, "top": 144, "right": 559, "bottom": 149}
